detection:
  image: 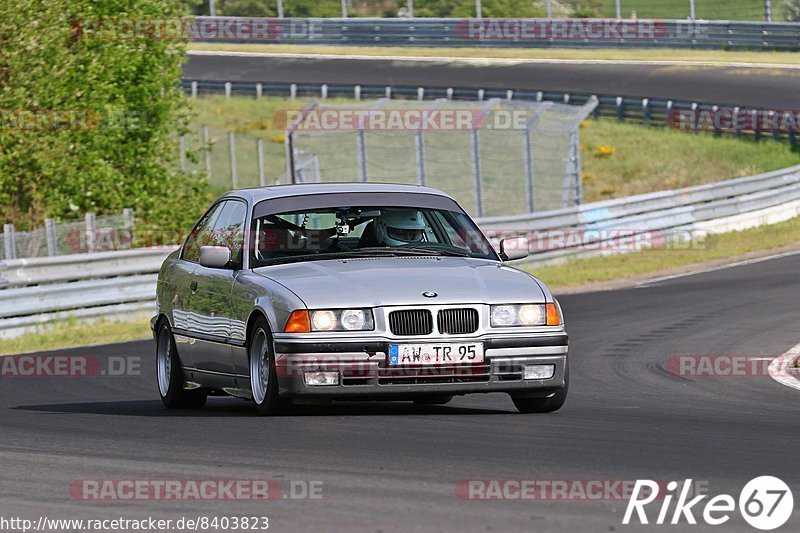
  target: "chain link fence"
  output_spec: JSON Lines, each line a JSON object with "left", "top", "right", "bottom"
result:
{"left": 1, "top": 210, "right": 134, "bottom": 260}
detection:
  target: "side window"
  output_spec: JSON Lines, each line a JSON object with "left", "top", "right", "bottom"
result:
{"left": 212, "top": 200, "right": 247, "bottom": 263}
{"left": 182, "top": 202, "right": 225, "bottom": 262}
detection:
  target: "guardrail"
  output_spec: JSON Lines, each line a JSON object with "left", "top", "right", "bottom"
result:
{"left": 182, "top": 80, "right": 798, "bottom": 145}
{"left": 188, "top": 17, "right": 800, "bottom": 51}
{"left": 2, "top": 165, "right": 800, "bottom": 339}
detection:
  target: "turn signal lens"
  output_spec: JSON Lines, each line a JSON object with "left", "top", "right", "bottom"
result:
{"left": 284, "top": 310, "right": 311, "bottom": 333}
{"left": 545, "top": 303, "right": 561, "bottom": 326}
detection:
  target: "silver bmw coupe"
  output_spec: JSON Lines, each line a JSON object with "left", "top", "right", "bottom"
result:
{"left": 152, "top": 183, "right": 569, "bottom": 414}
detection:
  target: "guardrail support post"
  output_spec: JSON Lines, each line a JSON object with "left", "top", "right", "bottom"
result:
{"left": 224, "top": 82, "right": 231, "bottom": 98}
{"left": 45, "top": 219, "right": 57, "bottom": 257}
{"left": 506, "top": 90, "right": 513, "bottom": 101}
{"left": 3, "top": 223, "right": 16, "bottom": 260}
{"left": 229, "top": 131, "right": 238, "bottom": 189}
{"left": 190, "top": 81, "right": 197, "bottom": 98}
{"left": 385, "top": 86, "right": 392, "bottom": 99}
{"left": 477, "top": 89, "right": 485, "bottom": 101}
{"left": 256, "top": 83, "right": 263, "bottom": 99}
{"left": 446, "top": 88, "right": 453, "bottom": 100}
{"left": 470, "top": 128, "right": 483, "bottom": 217}
{"left": 85, "top": 213, "right": 96, "bottom": 254}
{"left": 417, "top": 87, "right": 424, "bottom": 101}
{"left": 616, "top": 96, "right": 624, "bottom": 122}
{"left": 354, "top": 85, "right": 361, "bottom": 100}
{"left": 321, "top": 84, "right": 328, "bottom": 100}
{"left": 290, "top": 83, "right": 297, "bottom": 99}
{"left": 642, "top": 98, "right": 650, "bottom": 126}
{"left": 257, "top": 138, "right": 266, "bottom": 187}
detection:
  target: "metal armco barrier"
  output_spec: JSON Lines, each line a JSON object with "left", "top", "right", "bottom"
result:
{"left": 187, "top": 17, "right": 800, "bottom": 51}
{"left": 2, "top": 166, "right": 800, "bottom": 338}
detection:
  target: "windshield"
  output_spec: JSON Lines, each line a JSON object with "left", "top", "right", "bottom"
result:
{"left": 250, "top": 205, "right": 497, "bottom": 267}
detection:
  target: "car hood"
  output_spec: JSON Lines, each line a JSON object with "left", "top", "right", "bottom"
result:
{"left": 253, "top": 257, "right": 545, "bottom": 308}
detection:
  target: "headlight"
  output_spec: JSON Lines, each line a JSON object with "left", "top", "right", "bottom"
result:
{"left": 490, "top": 304, "right": 547, "bottom": 327}
{"left": 305, "top": 309, "right": 374, "bottom": 332}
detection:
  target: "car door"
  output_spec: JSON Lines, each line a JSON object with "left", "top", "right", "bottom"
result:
{"left": 183, "top": 199, "right": 248, "bottom": 378}
{"left": 172, "top": 201, "right": 226, "bottom": 369}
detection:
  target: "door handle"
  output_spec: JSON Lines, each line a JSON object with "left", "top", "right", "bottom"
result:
{"left": 190, "top": 280, "right": 198, "bottom": 292}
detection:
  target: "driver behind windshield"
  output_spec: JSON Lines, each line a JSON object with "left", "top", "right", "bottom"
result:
{"left": 371, "top": 209, "right": 427, "bottom": 247}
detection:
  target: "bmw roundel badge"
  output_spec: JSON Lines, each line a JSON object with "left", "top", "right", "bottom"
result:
{"left": 422, "top": 291, "right": 438, "bottom": 298}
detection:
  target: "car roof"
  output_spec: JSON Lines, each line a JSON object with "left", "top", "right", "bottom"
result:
{"left": 221, "top": 182, "right": 452, "bottom": 204}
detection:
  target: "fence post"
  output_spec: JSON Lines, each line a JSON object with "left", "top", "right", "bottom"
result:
{"left": 470, "top": 129, "right": 483, "bottom": 217}
{"left": 191, "top": 81, "right": 198, "bottom": 98}
{"left": 285, "top": 132, "right": 296, "bottom": 184}
{"left": 573, "top": 131, "right": 583, "bottom": 205}
{"left": 122, "top": 208, "right": 135, "bottom": 229}
{"left": 256, "top": 83, "right": 263, "bottom": 99}
{"left": 546, "top": 0, "right": 552, "bottom": 18}
{"left": 224, "top": 82, "right": 231, "bottom": 98}
{"left": 229, "top": 131, "right": 238, "bottom": 189}
{"left": 3, "top": 223, "right": 16, "bottom": 260}
{"left": 85, "top": 213, "right": 96, "bottom": 253}
{"left": 202, "top": 125, "right": 212, "bottom": 179}
{"left": 45, "top": 218, "right": 57, "bottom": 257}
{"left": 257, "top": 138, "right": 266, "bottom": 187}
{"left": 615, "top": 0, "right": 621, "bottom": 18}
{"left": 415, "top": 129, "right": 426, "bottom": 186}
{"left": 523, "top": 124, "right": 534, "bottom": 213}
{"left": 179, "top": 135, "right": 187, "bottom": 173}
{"left": 356, "top": 129, "right": 368, "bottom": 182}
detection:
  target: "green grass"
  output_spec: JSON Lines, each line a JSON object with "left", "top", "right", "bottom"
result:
{"left": 187, "top": 95, "right": 800, "bottom": 205}
{"left": 188, "top": 43, "right": 800, "bottom": 66}
{"left": 599, "top": 0, "right": 777, "bottom": 21}
{"left": 0, "top": 317, "right": 152, "bottom": 356}
{"left": 527, "top": 215, "right": 800, "bottom": 289}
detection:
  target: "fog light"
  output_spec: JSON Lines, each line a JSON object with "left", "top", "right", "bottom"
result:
{"left": 523, "top": 364, "right": 555, "bottom": 380}
{"left": 304, "top": 371, "right": 339, "bottom": 386}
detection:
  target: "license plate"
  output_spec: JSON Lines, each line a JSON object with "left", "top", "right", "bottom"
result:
{"left": 388, "top": 343, "right": 484, "bottom": 366}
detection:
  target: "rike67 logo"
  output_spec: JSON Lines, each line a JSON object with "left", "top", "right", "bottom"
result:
{"left": 624, "top": 476, "right": 793, "bottom": 530}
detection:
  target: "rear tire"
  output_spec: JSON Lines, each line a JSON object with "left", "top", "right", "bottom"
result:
{"left": 413, "top": 395, "right": 453, "bottom": 406}
{"left": 156, "top": 321, "right": 207, "bottom": 409}
{"left": 510, "top": 360, "right": 569, "bottom": 414}
{"left": 249, "top": 317, "right": 287, "bottom": 416}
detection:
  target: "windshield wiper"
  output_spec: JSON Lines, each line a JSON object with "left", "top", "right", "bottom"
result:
{"left": 398, "top": 245, "right": 471, "bottom": 257}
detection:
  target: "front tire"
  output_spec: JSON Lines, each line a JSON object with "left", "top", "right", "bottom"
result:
{"left": 249, "top": 317, "right": 286, "bottom": 416}
{"left": 510, "top": 360, "right": 569, "bottom": 414}
{"left": 156, "top": 321, "right": 207, "bottom": 409}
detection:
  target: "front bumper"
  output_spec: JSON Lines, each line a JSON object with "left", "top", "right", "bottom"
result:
{"left": 273, "top": 334, "right": 568, "bottom": 398}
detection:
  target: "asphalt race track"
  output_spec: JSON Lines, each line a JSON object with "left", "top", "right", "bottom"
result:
{"left": 184, "top": 53, "right": 800, "bottom": 108}
{"left": 1, "top": 252, "right": 799, "bottom": 532}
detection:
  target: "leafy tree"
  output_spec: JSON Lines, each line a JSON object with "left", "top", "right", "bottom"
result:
{"left": 785, "top": 0, "right": 800, "bottom": 21}
{"left": 0, "top": 0, "right": 209, "bottom": 231}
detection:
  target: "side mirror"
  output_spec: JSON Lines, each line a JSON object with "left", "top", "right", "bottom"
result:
{"left": 199, "top": 245, "right": 232, "bottom": 269}
{"left": 499, "top": 237, "right": 529, "bottom": 261}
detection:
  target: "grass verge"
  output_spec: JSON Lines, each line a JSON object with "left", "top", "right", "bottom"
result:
{"left": 0, "top": 317, "right": 152, "bottom": 356}
{"left": 527, "top": 215, "right": 800, "bottom": 290}
{"left": 188, "top": 43, "right": 800, "bottom": 66}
